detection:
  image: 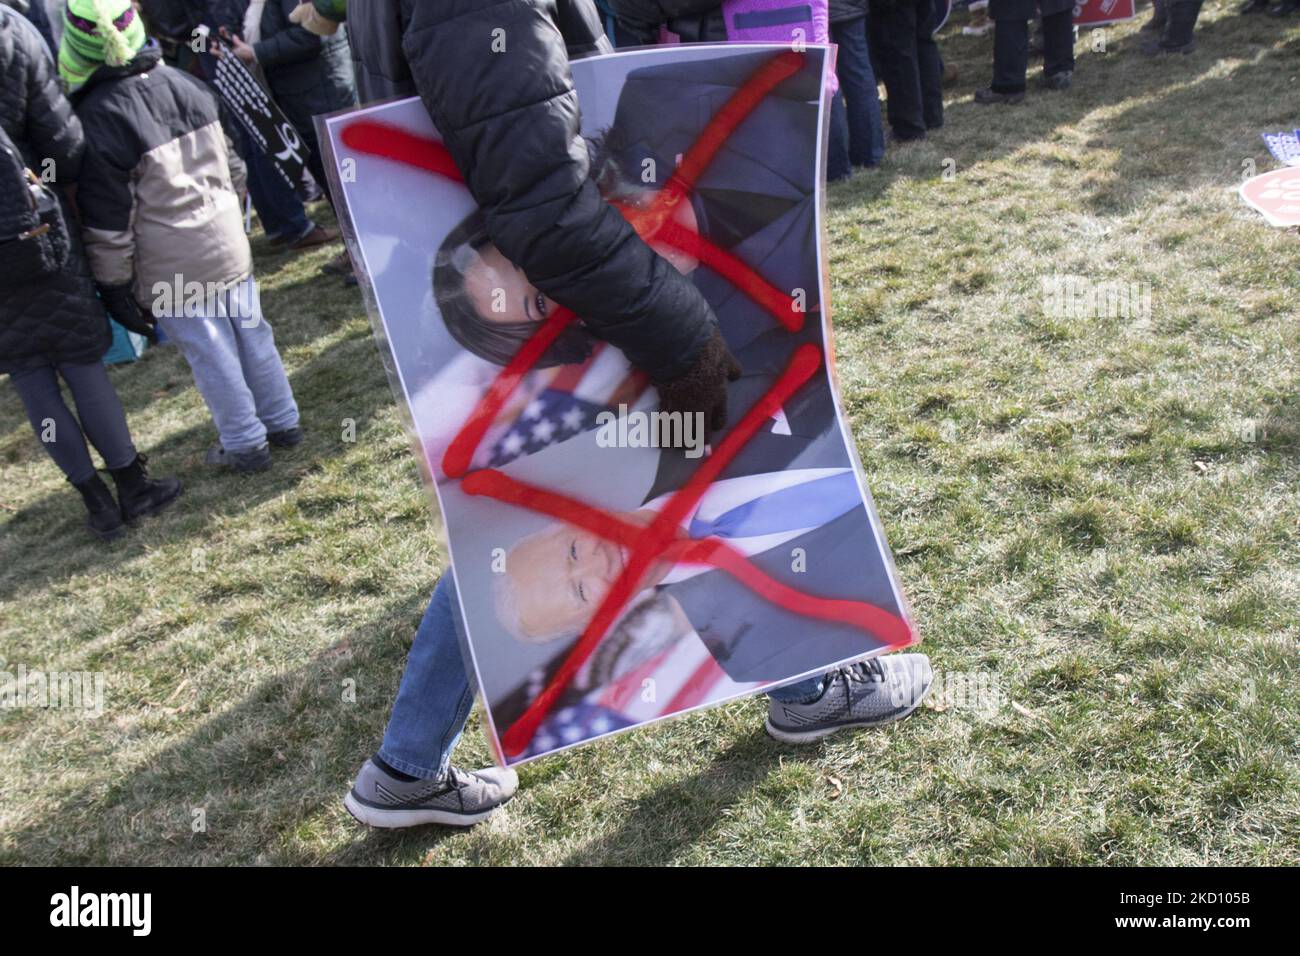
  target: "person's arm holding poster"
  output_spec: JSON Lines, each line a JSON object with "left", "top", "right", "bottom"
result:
{"left": 400, "top": 0, "right": 741, "bottom": 430}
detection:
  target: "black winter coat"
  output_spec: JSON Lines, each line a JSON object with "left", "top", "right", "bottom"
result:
{"left": 0, "top": 5, "right": 109, "bottom": 375}
{"left": 399, "top": 0, "right": 717, "bottom": 381}
{"left": 609, "top": 0, "right": 726, "bottom": 45}
{"left": 828, "top": 0, "right": 868, "bottom": 24}
{"left": 254, "top": 0, "right": 356, "bottom": 135}
{"left": 347, "top": 0, "right": 416, "bottom": 103}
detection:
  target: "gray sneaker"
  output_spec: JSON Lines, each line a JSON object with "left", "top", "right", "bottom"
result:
{"left": 343, "top": 758, "right": 519, "bottom": 828}
{"left": 765, "top": 653, "right": 933, "bottom": 744}
{"left": 204, "top": 442, "right": 272, "bottom": 473}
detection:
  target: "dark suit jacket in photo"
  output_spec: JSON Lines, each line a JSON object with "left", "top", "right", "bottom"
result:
{"left": 664, "top": 505, "right": 902, "bottom": 683}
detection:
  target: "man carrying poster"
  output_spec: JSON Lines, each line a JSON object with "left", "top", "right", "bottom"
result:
{"left": 329, "top": 2, "right": 931, "bottom": 830}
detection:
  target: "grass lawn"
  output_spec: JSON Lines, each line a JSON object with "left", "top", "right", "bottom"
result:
{"left": 1, "top": 5, "right": 1297, "bottom": 866}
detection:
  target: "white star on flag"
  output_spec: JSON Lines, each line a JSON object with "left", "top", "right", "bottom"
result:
{"left": 531, "top": 418, "right": 556, "bottom": 443}
{"left": 560, "top": 406, "right": 585, "bottom": 432}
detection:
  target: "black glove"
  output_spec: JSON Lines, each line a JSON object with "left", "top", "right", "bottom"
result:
{"left": 654, "top": 328, "right": 742, "bottom": 434}
{"left": 98, "top": 283, "right": 157, "bottom": 342}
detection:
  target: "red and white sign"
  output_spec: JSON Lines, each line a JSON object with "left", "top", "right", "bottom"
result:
{"left": 1074, "top": 0, "right": 1137, "bottom": 26}
{"left": 1240, "top": 168, "right": 1300, "bottom": 227}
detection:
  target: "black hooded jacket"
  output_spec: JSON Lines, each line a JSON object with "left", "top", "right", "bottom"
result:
{"left": 608, "top": 0, "right": 726, "bottom": 44}
{"left": 369, "top": 0, "right": 718, "bottom": 381}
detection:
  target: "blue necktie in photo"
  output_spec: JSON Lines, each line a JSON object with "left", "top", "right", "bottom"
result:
{"left": 688, "top": 471, "right": 861, "bottom": 540}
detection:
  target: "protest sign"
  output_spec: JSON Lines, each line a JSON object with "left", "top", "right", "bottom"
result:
{"left": 321, "top": 44, "right": 918, "bottom": 765}
{"left": 1073, "top": 0, "right": 1136, "bottom": 26}
{"left": 206, "top": 32, "right": 309, "bottom": 196}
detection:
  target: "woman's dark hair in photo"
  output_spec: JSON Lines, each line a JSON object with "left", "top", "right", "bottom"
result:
{"left": 432, "top": 128, "right": 644, "bottom": 368}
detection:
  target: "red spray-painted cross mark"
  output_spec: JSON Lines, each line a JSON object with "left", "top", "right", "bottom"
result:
{"left": 340, "top": 50, "right": 913, "bottom": 759}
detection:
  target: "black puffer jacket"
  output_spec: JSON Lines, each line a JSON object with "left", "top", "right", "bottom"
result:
{"left": 0, "top": 4, "right": 109, "bottom": 375}
{"left": 400, "top": 0, "right": 717, "bottom": 380}
{"left": 828, "top": 0, "right": 867, "bottom": 24}
{"left": 609, "top": 0, "right": 725, "bottom": 45}
{"left": 254, "top": 0, "right": 356, "bottom": 133}
{"left": 348, "top": 0, "right": 415, "bottom": 103}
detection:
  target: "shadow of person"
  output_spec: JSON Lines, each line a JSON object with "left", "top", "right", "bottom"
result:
{"left": 0, "top": 586, "right": 442, "bottom": 865}
{"left": 0, "top": 322, "right": 396, "bottom": 604}
{"left": 556, "top": 724, "right": 803, "bottom": 866}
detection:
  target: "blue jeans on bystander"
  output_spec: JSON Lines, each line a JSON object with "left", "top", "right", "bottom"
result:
{"left": 379, "top": 573, "right": 829, "bottom": 779}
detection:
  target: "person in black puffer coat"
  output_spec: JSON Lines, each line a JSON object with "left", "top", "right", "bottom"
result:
{"left": 0, "top": 2, "right": 180, "bottom": 541}
{"left": 336, "top": 0, "right": 933, "bottom": 832}
{"left": 334, "top": 0, "right": 745, "bottom": 826}
{"left": 609, "top": 0, "right": 725, "bottom": 41}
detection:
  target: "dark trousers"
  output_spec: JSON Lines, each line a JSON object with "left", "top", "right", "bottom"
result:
{"left": 870, "top": 0, "right": 944, "bottom": 141}
{"left": 992, "top": 9, "right": 1075, "bottom": 93}
{"left": 233, "top": 123, "right": 314, "bottom": 243}
{"left": 829, "top": 15, "right": 886, "bottom": 171}
{"left": 9, "top": 361, "right": 137, "bottom": 484}
{"left": 300, "top": 123, "right": 335, "bottom": 211}
{"left": 278, "top": 99, "right": 339, "bottom": 212}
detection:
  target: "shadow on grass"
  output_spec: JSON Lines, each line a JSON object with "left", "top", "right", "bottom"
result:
{"left": 558, "top": 725, "right": 789, "bottom": 866}
{"left": 0, "top": 321, "right": 393, "bottom": 604}
{"left": 0, "top": 586, "right": 433, "bottom": 866}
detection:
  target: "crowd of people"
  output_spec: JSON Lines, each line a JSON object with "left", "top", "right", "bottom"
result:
{"left": 0, "top": 0, "right": 1285, "bottom": 827}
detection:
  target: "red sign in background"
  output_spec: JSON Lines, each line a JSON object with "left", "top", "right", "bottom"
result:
{"left": 1074, "top": 0, "right": 1137, "bottom": 26}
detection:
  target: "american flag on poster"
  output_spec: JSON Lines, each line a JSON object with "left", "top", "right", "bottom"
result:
{"left": 1073, "top": 0, "right": 1136, "bottom": 26}
{"left": 518, "top": 634, "right": 764, "bottom": 759}
{"left": 412, "top": 343, "right": 650, "bottom": 479}
{"left": 487, "top": 346, "right": 649, "bottom": 468}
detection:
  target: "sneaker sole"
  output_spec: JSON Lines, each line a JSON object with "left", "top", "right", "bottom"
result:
{"left": 764, "top": 691, "right": 931, "bottom": 745}
{"left": 207, "top": 458, "right": 272, "bottom": 474}
{"left": 343, "top": 791, "right": 508, "bottom": 829}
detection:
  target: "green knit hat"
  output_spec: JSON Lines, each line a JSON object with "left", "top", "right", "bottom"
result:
{"left": 58, "top": 0, "right": 147, "bottom": 91}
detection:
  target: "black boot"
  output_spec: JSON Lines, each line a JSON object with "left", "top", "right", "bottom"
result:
{"left": 1140, "top": 0, "right": 1167, "bottom": 31}
{"left": 1163, "top": 0, "right": 1204, "bottom": 50}
{"left": 108, "top": 454, "right": 182, "bottom": 523}
{"left": 1142, "top": 0, "right": 1202, "bottom": 53}
{"left": 73, "top": 474, "right": 126, "bottom": 542}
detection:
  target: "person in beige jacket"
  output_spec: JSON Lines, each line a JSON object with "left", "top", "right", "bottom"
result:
{"left": 65, "top": 0, "right": 301, "bottom": 473}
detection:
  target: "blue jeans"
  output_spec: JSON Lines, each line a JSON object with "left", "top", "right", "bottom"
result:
{"left": 155, "top": 276, "right": 299, "bottom": 453}
{"left": 831, "top": 16, "right": 886, "bottom": 169}
{"left": 380, "top": 574, "right": 828, "bottom": 779}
